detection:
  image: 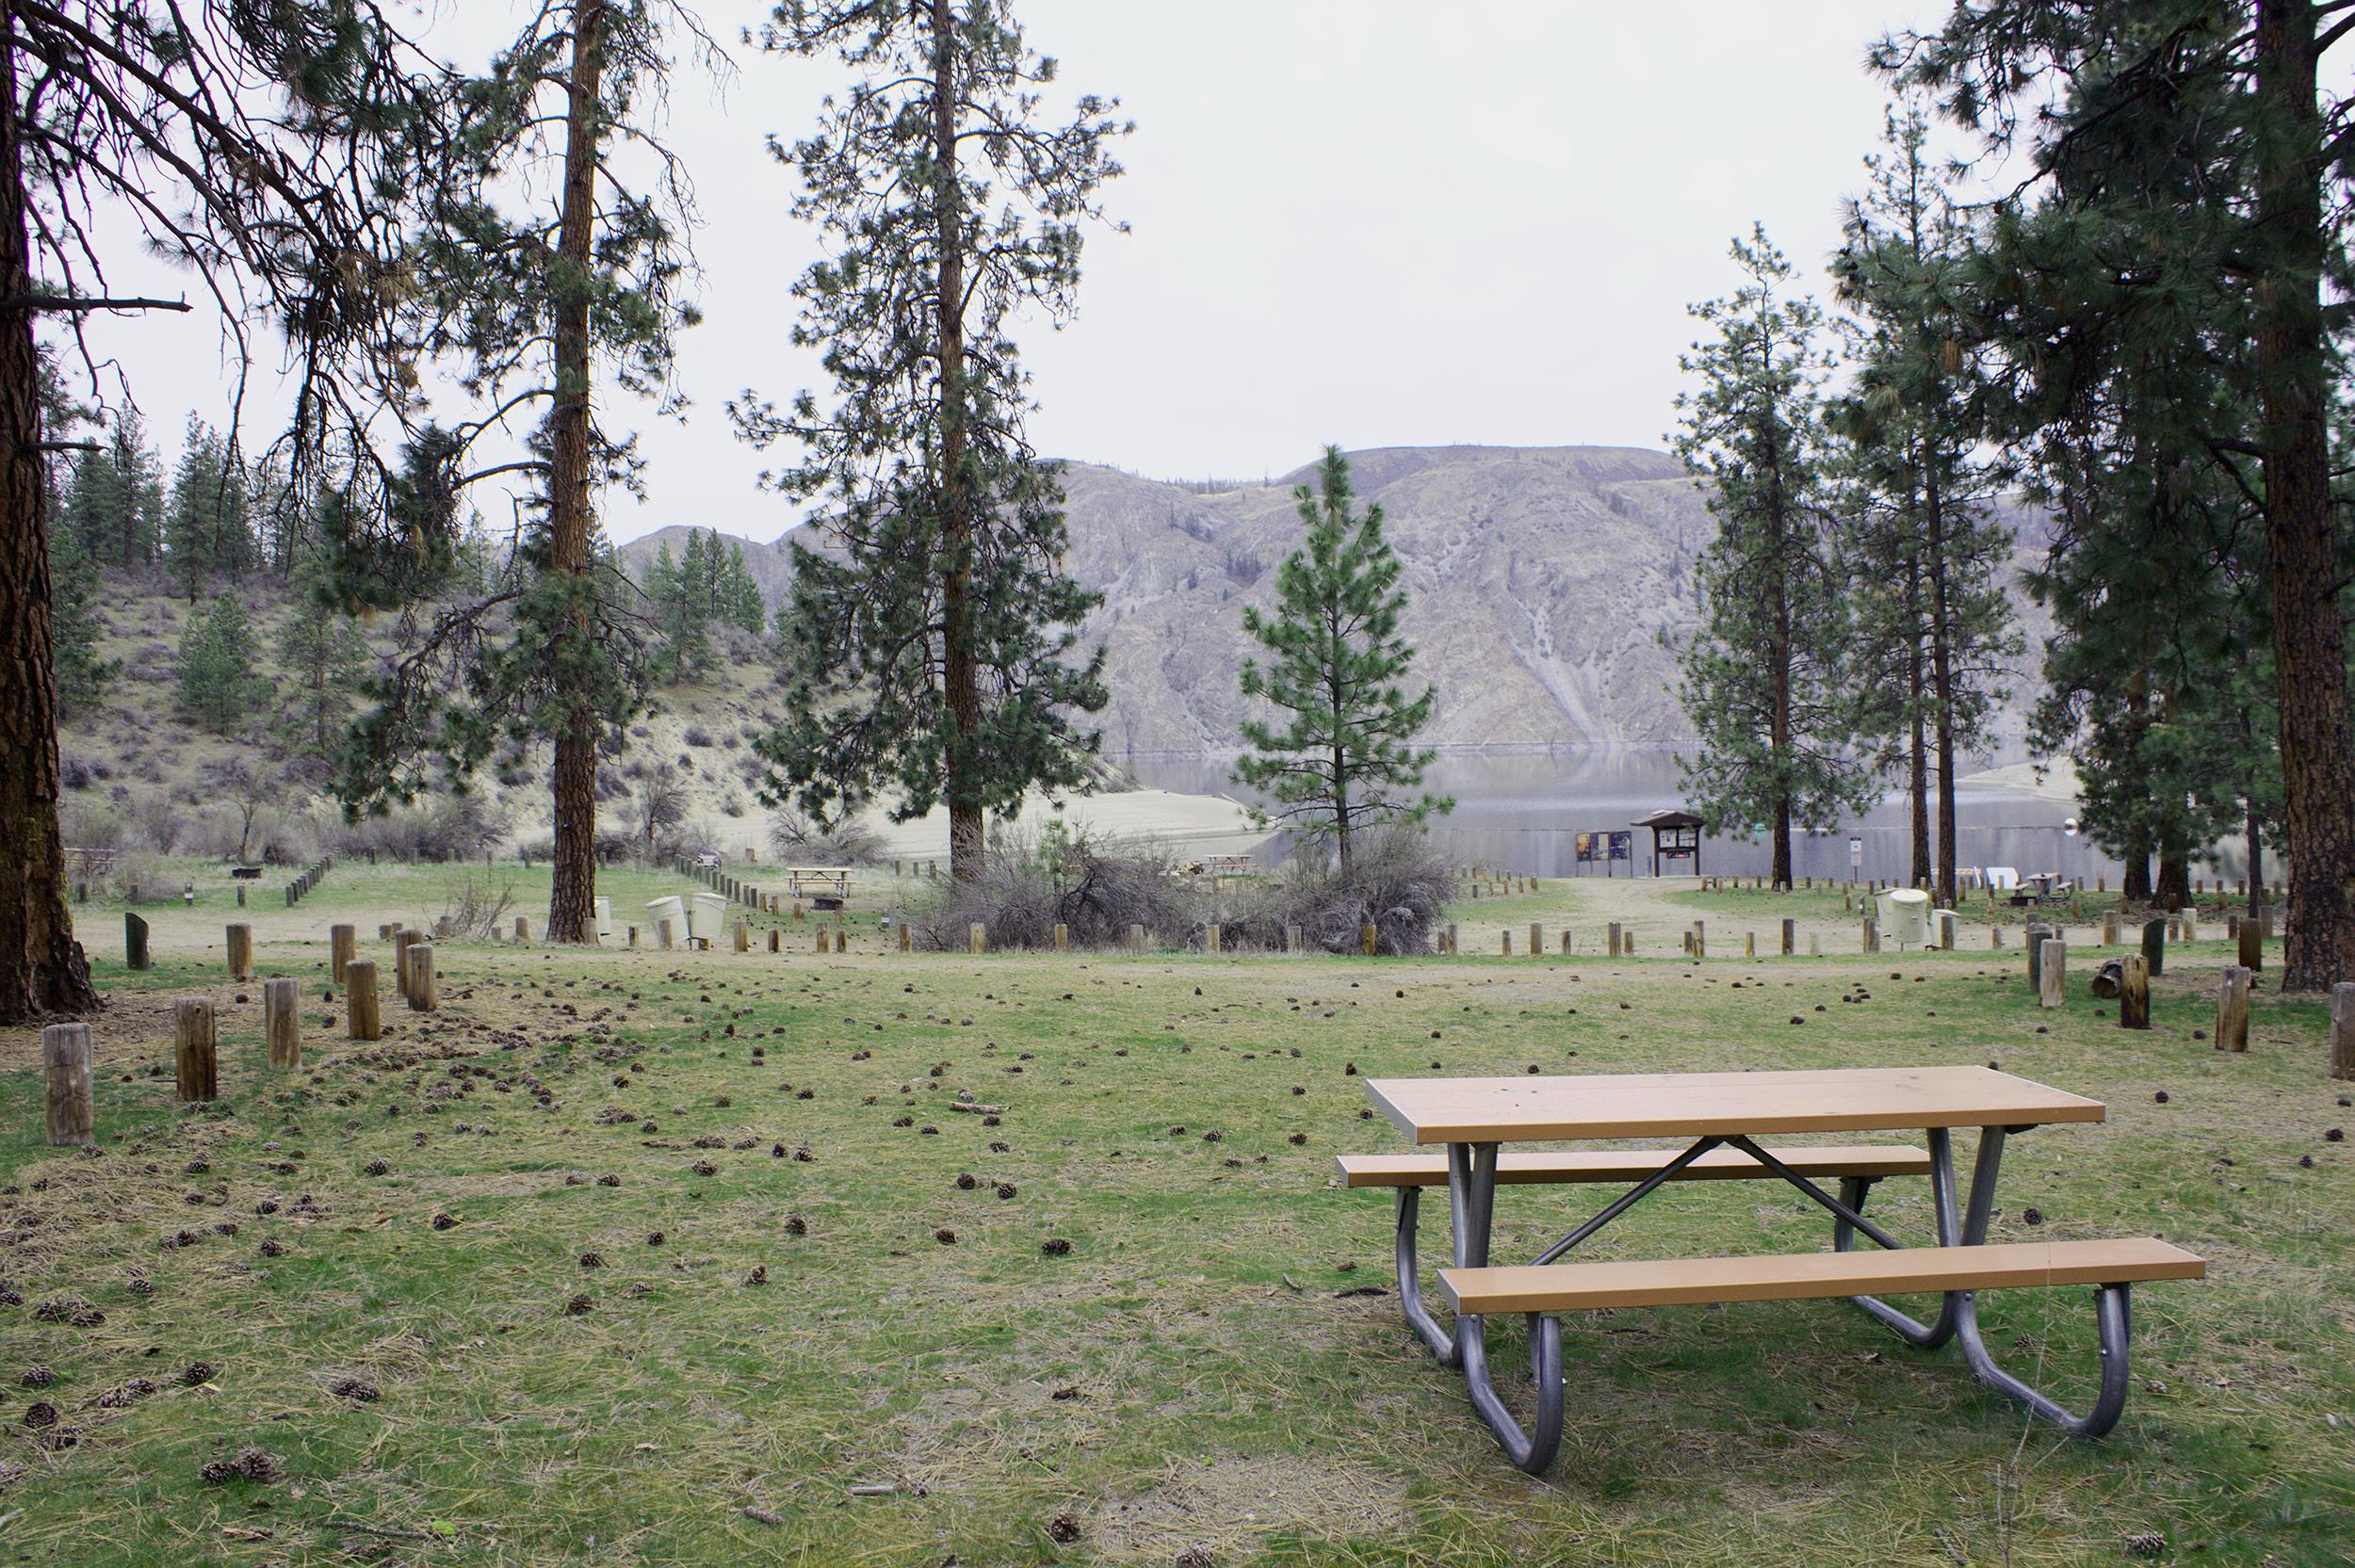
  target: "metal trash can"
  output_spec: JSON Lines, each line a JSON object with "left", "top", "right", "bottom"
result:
{"left": 646, "top": 895, "right": 687, "bottom": 948}
{"left": 689, "top": 891, "right": 727, "bottom": 945}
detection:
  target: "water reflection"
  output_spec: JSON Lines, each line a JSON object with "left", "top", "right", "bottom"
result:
{"left": 1127, "top": 750, "right": 2142, "bottom": 886}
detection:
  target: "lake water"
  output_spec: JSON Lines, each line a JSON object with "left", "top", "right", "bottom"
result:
{"left": 1127, "top": 749, "right": 2150, "bottom": 887}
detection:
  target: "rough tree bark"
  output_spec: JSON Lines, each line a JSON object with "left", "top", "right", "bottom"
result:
{"left": 544, "top": 0, "right": 608, "bottom": 944}
{"left": 0, "top": 8, "right": 99, "bottom": 1022}
{"left": 931, "top": 0, "right": 983, "bottom": 884}
{"left": 2255, "top": 0, "right": 2355, "bottom": 992}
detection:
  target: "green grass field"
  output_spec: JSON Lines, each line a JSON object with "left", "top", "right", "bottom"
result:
{"left": 3, "top": 867, "right": 2349, "bottom": 1565}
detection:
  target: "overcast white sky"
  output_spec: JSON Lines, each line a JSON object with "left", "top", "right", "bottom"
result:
{"left": 72, "top": 0, "right": 1984, "bottom": 544}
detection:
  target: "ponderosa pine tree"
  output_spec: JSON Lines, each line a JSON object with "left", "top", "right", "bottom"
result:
{"left": 177, "top": 595, "right": 266, "bottom": 736}
{"left": 1233, "top": 447, "right": 1448, "bottom": 872}
{"left": 276, "top": 533, "right": 370, "bottom": 765}
{"left": 1672, "top": 225, "right": 1878, "bottom": 888}
{"left": 336, "top": 0, "right": 708, "bottom": 941}
{"left": 0, "top": 1, "right": 463, "bottom": 1021}
{"left": 1829, "top": 103, "right": 2020, "bottom": 906}
{"left": 164, "top": 417, "right": 256, "bottom": 594}
{"left": 1879, "top": 1, "right": 2354, "bottom": 990}
{"left": 734, "top": 0, "right": 1125, "bottom": 883}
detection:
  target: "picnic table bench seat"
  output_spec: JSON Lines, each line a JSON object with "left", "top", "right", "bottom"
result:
{"left": 1438, "top": 1236, "right": 2203, "bottom": 1314}
{"left": 1337, "top": 1144, "right": 1932, "bottom": 1188}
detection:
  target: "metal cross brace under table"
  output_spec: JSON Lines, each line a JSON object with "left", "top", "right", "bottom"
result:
{"left": 1395, "top": 1123, "right": 2135, "bottom": 1473}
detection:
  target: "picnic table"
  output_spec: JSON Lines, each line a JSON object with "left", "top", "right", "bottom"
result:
{"left": 1342, "top": 1065, "right": 2201, "bottom": 1472}
{"left": 784, "top": 866, "right": 853, "bottom": 899}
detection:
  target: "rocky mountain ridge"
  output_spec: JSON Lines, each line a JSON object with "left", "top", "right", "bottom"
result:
{"left": 624, "top": 444, "right": 2048, "bottom": 755}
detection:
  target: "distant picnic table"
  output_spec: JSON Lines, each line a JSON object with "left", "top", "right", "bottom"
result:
{"left": 785, "top": 867, "right": 853, "bottom": 899}
{"left": 1339, "top": 1064, "right": 2202, "bottom": 1473}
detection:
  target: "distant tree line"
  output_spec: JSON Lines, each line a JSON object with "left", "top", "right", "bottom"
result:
{"left": 1675, "top": 2, "right": 2354, "bottom": 994}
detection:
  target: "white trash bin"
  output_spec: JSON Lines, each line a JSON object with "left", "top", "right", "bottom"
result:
{"left": 689, "top": 891, "right": 727, "bottom": 946}
{"left": 593, "top": 896, "right": 613, "bottom": 944}
{"left": 1880, "top": 888, "right": 1933, "bottom": 950}
{"left": 646, "top": 895, "right": 687, "bottom": 949}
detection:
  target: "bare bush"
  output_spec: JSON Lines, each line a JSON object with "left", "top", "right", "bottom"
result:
{"left": 128, "top": 791, "right": 187, "bottom": 854}
{"left": 435, "top": 877, "right": 517, "bottom": 942}
{"left": 767, "top": 808, "right": 885, "bottom": 867}
{"left": 333, "top": 795, "right": 509, "bottom": 863}
{"left": 909, "top": 829, "right": 1200, "bottom": 950}
{"left": 1226, "top": 829, "right": 1451, "bottom": 955}
{"left": 59, "top": 797, "right": 125, "bottom": 850}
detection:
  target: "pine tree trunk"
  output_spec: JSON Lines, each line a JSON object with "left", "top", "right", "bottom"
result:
{"left": 2121, "top": 839, "right": 2152, "bottom": 904}
{"left": 931, "top": 0, "right": 984, "bottom": 885}
{"left": 2256, "top": 0, "right": 2355, "bottom": 992}
{"left": 0, "top": 15, "right": 99, "bottom": 1024}
{"left": 1908, "top": 682, "right": 1929, "bottom": 890}
{"left": 2155, "top": 852, "right": 2190, "bottom": 912}
{"left": 1924, "top": 471, "right": 1959, "bottom": 907}
{"left": 544, "top": 0, "right": 607, "bottom": 945}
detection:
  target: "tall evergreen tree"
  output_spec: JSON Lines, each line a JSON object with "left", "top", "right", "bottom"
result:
{"left": 1829, "top": 103, "right": 2021, "bottom": 906}
{"left": 1671, "top": 225, "right": 1877, "bottom": 887}
{"left": 735, "top": 0, "right": 1126, "bottom": 882}
{"left": 1880, "top": 1, "right": 2354, "bottom": 989}
{"left": 0, "top": 1, "right": 464, "bottom": 1021}
{"left": 177, "top": 595, "right": 267, "bottom": 736}
{"left": 1232, "top": 446, "right": 1448, "bottom": 872}
{"left": 164, "top": 417, "right": 257, "bottom": 594}
{"left": 48, "top": 516, "right": 114, "bottom": 719}
{"left": 275, "top": 532, "right": 370, "bottom": 764}
{"left": 335, "top": 0, "right": 707, "bottom": 943}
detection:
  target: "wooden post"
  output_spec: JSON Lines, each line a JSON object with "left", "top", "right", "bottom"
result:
{"left": 969, "top": 922, "right": 986, "bottom": 955}
{"left": 899, "top": 924, "right": 913, "bottom": 953}
{"left": 1862, "top": 918, "right": 1879, "bottom": 954}
{"left": 42, "top": 1023, "right": 93, "bottom": 1145}
{"left": 1502, "top": 929, "right": 1514, "bottom": 956}
{"left": 346, "top": 961, "right": 381, "bottom": 1040}
{"left": 734, "top": 919, "right": 750, "bottom": 954}
{"left": 514, "top": 916, "right": 530, "bottom": 945}
{"left": 2180, "top": 908, "right": 2198, "bottom": 945}
{"left": 2238, "top": 918, "right": 2264, "bottom": 971}
{"left": 1991, "top": 925, "right": 2003, "bottom": 948}
{"left": 1286, "top": 924, "right": 1303, "bottom": 954}
{"left": 1054, "top": 922, "right": 1069, "bottom": 951}
{"left": 262, "top": 976, "right": 302, "bottom": 1065}
{"left": 1938, "top": 912, "right": 1957, "bottom": 950}
{"left": 1443, "top": 922, "right": 1458, "bottom": 955}
{"left": 2026, "top": 923, "right": 2051, "bottom": 991}
{"left": 1780, "top": 917, "right": 1795, "bottom": 956}
{"left": 2329, "top": 982, "right": 2354, "bottom": 1080}
{"left": 2102, "top": 911, "right": 2120, "bottom": 946}
{"left": 405, "top": 946, "right": 436, "bottom": 1013}
{"left": 1206, "top": 922, "right": 1222, "bottom": 954}
{"left": 1529, "top": 921, "right": 1543, "bottom": 955}
{"left": 329, "top": 924, "right": 356, "bottom": 985}
{"left": 124, "top": 912, "right": 149, "bottom": 970}
{"left": 2141, "top": 919, "right": 2166, "bottom": 978}
{"left": 1360, "top": 922, "right": 1378, "bottom": 957}
{"left": 1607, "top": 921, "right": 1623, "bottom": 959}
{"left": 2119, "top": 955, "right": 2150, "bottom": 1030}
{"left": 2039, "top": 939, "right": 2066, "bottom": 1009}
{"left": 1691, "top": 920, "right": 1705, "bottom": 959}
{"left": 2216, "top": 965, "right": 2252, "bottom": 1053}
{"left": 768, "top": 928, "right": 780, "bottom": 953}
{"left": 392, "top": 929, "right": 416, "bottom": 999}
{"left": 628, "top": 926, "right": 640, "bottom": 949}
{"left": 223, "top": 920, "right": 253, "bottom": 981}
{"left": 1745, "top": 930, "right": 1756, "bottom": 958}
{"left": 174, "top": 998, "right": 219, "bottom": 1101}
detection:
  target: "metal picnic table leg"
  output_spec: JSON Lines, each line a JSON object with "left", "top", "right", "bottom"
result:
{"left": 1830, "top": 1125, "right": 2007, "bottom": 1349}
{"left": 1444, "top": 1140, "right": 1566, "bottom": 1474}
{"left": 1391, "top": 1185, "right": 1458, "bottom": 1366}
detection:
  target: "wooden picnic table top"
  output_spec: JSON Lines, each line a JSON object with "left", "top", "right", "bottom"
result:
{"left": 1363, "top": 1064, "right": 2103, "bottom": 1145}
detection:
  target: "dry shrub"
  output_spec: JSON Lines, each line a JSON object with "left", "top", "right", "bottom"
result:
{"left": 436, "top": 877, "right": 517, "bottom": 942}
{"left": 910, "top": 829, "right": 1199, "bottom": 950}
{"left": 1225, "top": 828, "right": 1451, "bottom": 956}
{"left": 333, "top": 796, "right": 509, "bottom": 863}
{"left": 766, "top": 808, "right": 885, "bottom": 867}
